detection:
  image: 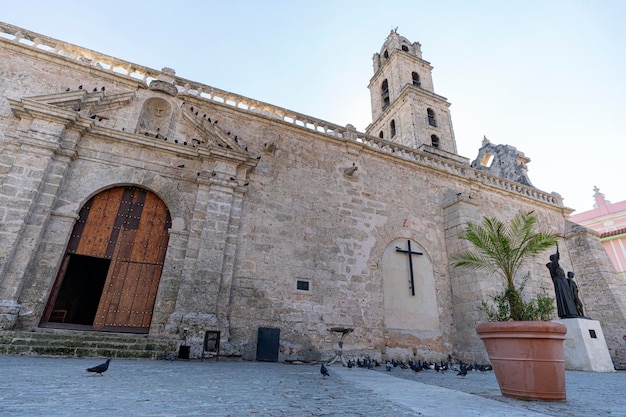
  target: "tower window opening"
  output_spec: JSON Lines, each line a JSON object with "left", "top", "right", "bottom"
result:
{"left": 427, "top": 108, "right": 437, "bottom": 127}
{"left": 390, "top": 120, "right": 396, "bottom": 137}
{"left": 381, "top": 80, "right": 390, "bottom": 110}
{"left": 431, "top": 135, "right": 440, "bottom": 148}
{"left": 379, "top": 131, "right": 384, "bottom": 139}
{"left": 402, "top": 45, "right": 409, "bottom": 52}
{"left": 412, "top": 72, "right": 421, "bottom": 87}
{"left": 383, "top": 50, "right": 389, "bottom": 59}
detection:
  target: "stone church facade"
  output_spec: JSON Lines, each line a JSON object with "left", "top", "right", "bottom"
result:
{"left": 1, "top": 23, "right": 625, "bottom": 366}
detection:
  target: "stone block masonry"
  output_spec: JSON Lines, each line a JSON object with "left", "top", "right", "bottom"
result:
{"left": 0, "top": 22, "right": 624, "bottom": 367}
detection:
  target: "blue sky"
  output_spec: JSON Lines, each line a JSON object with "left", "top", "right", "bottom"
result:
{"left": 3, "top": 0, "right": 625, "bottom": 214}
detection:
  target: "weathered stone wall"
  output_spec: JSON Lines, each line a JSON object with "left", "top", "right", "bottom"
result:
{"left": 1, "top": 24, "right": 625, "bottom": 367}
{"left": 565, "top": 221, "right": 626, "bottom": 369}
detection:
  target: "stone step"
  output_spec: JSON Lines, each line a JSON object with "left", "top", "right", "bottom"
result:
{"left": 0, "top": 330, "right": 178, "bottom": 359}
{"left": 9, "top": 337, "right": 148, "bottom": 349}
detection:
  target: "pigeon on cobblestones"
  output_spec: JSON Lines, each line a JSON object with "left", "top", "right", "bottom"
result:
{"left": 320, "top": 363, "right": 329, "bottom": 378}
{"left": 86, "top": 359, "right": 110, "bottom": 375}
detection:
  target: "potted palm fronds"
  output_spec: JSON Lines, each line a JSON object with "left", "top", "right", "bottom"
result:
{"left": 452, "top": 210, "right": 567, "bottom": 401}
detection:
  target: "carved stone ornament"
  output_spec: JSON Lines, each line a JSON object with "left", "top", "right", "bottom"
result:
{"left": 149, "top": 80, "right": 178, "bottom": 97}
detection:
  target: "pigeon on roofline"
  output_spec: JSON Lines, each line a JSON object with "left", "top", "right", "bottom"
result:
{"left": 86, "top": 359, "right": 110, "bottom": 375}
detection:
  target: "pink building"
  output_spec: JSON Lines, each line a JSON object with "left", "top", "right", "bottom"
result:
{"left": 570, "top": 187, "right": 626, "bottom": 281}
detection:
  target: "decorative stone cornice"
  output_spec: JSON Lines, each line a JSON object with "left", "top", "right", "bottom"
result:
{"left": 8, "top": 98, "right": 94, "bottom": 141}
{"left": 181, "top": 104, "right": 248, "bottom": 154}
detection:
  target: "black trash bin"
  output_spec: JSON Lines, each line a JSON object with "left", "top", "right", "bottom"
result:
{"left": 178, "top": 345, "right": 190, "bottom": 360}
{"left": 256, "top": 327, "right": 280, "bottom": 362}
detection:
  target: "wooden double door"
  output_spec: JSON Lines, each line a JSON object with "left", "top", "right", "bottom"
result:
{"left": 42, "top": 186, "right": 171, "bottom": 333}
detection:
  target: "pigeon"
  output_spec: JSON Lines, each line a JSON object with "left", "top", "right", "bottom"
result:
{"left": 320, "top": 363, "right": 329, "bottom": 378}
{"left": 457, "top": 364, "right": 468, "bottom": 377}
{"left": 86, "top": 359, "right": 110, "bottom": 375}
{"left": 410, "top": 363, "right": 422, "bottom": 373}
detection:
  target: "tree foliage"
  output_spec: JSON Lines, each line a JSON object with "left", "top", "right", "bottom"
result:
{"left": 452, "top": 211, "right": 558, "bottom": 321}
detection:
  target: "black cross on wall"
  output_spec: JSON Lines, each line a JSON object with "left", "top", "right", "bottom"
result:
{"left": 395, "top": 240, "right": 423, "bottom": 296}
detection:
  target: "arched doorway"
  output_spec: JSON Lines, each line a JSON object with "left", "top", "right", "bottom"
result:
{"left": 41, "top": 186, "right": 171, "bottom": 333}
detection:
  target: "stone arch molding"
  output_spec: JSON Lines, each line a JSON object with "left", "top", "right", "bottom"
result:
{"left": 381, "top": 238, "right": 440, "bottom": 332}
{"left": 53, "top": 170, "right": 188, "bottom": 234}
{"left": 41, "top": 185, "right": 172, "bottom": 333}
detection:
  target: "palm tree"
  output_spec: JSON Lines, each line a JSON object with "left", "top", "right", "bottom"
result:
{"left": 452, "top": 210, "right": 558, "bottom": 321}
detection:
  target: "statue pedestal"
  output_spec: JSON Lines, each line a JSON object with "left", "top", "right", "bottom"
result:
{"left": 554, "top": 318, "right": 614, "bottom": 372}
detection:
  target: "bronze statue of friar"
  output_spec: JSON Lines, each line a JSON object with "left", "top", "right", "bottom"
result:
{"left": 546, "top": 248, "right": 585, "bottom": 319}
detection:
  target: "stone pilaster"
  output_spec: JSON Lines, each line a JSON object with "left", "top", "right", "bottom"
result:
{"left": 148, "top": 227, "right": 189, "bottom": 337}
{"left": 14, "top": 211, "right": 79, "bottom": 329}
{"left": 164, "top": 164, "right": 250, "bottom": 356}
{"left": 442, "top": 191, "right": 487, "bottom": 362}
{"left": 0, "top": 100, "right": 85, "bottom": 329}
{"left": 216, "top": 184, "right": 247, "bottom": 342}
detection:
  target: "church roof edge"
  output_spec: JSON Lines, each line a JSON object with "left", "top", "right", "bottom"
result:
{"left": 1, "top": 21, "right": 565, "bottom": 211}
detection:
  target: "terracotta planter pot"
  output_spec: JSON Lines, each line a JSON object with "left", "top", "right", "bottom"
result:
{"left": 476, "top": 321, "right": 567, "bottom": 401}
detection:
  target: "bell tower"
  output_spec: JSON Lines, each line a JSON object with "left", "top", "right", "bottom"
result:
{"left": 366, "top": 30, "right": 458, "bottom": 155}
